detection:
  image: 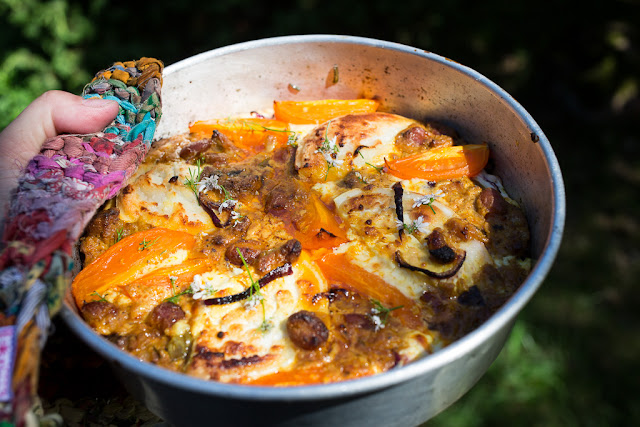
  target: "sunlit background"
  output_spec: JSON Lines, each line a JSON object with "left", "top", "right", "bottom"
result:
{"left": 1, "top": 0, "right": 638, "bottom": 425}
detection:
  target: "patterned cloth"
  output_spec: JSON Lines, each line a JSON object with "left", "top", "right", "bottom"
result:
{"left": 0, "top": 58, "right": 163, "bottom": 426}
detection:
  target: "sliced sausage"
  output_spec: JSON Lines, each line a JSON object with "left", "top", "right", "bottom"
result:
{"left": 256, "top": 239, "right": 302, "bottom": 274}
{"left": 81, "top": 301, "right": 119, "bottom": 334}
{"left": 147, "top": 302, "right": 185, "bottom": 333}
{"left": 286, "top": 310, "right": 329, "bottom": 350}
{"left": 225, "top": 241, "right": 262, "bottom": 266}
{"left": 179, "top": 139, "right": 212, "bottom": 161}
{"left": 476, "top": 187, "right": 508, "bottom": 216}
{"left": 395, "top": 124, "right": 454, "bottom": 153}
{"left": 280, "top": 239, "right": 302, "bottom": 263}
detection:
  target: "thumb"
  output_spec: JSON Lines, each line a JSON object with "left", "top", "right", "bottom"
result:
{"left": 1, "top": 90, "right": 119, "bottom": 159}
{"left": 0, "top": 90, "right": 119, "bottom": 213}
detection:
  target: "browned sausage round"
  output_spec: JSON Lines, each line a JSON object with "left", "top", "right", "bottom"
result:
{"left": 81, "top": 300, "right": 119, "bottom": 334}
{"left": 286, "top": 310, "right": 329, "bottom": 350}
{"left": 179, "top": 139, "right": 212, "bottom": 160}
{"left": 279, "top": 239, "right": 302, "bottom": 263}
{"left": 395, "top": 124, "right": 454, "bottom": 153}
{"left": 476, "top": 187, "right": 508, "bottom": 216}
{"left": 225, "top": 243, "right": 261, "bottom": 267}
{"left": 256, "top": 239, "right": 302, "bottom": 273}
{"left": 147, "top": 302, "right": 186, "bottom": 333}
{"left": 426, "top": 228, "right": 447, "bottom": 251}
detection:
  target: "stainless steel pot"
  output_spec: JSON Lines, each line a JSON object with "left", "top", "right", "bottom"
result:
{"left": 61, "top": 35, "right": 565, "bottom": 427}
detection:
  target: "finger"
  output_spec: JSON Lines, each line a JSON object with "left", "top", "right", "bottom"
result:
{"left": 1, "top": 90, "right": 119, "bottom": 154}
{"left": 0, "top": 90, "right": 119, "bottom": 213}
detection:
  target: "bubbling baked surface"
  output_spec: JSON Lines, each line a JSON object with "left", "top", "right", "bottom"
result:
{"left": 73, "top": 107, "right": 531, "bottom": 386}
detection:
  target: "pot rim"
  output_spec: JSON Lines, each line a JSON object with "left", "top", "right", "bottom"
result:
{"left": 61, "top": 33, "right": 565, "bottom": 402}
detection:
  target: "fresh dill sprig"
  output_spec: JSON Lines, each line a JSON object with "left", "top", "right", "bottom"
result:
{"left": 164, "top": 289, "right": 192, "bottom": 304}
{"left": 138, "top": 237, "right": 160, "bottom": 251}
{"left": 184, "top": 158, "right": 203, "bottom": 200}
{"left": 243, "top": 121, "right": 299, "bottom": 147}
{"left": 164, "top": 276, "right": 193, "bottom": 304}
{"left": 115, "top": 228, "right": 125, "bottom": 243}
{"left": 370, "top": 298, "right": 404, "bottom": 326}
{"left": 316, "top": 120, "right": 342, "bottom": 181}
{"left": 90, "top": 291, "right": 108, "bottom": 302}
{"left": 236, "top": 248, "right": 268, "bottom": 331}
{"left": 358, "top": 151, "right": 383, "bottom": 173}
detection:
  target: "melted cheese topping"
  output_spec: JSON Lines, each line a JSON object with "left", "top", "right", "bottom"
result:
{"left": 188, "top": 255, "right": 331, "bottom": 382}
{"left": 119, "top": 163, "right": 214, "bottom": 233}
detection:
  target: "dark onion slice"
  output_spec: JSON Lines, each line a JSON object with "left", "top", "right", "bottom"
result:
{"left": 394, "top": 250, "right": 466, "bottom": 279}
{"left": 392, "top": 181, "right": 404, "bottom": 240}
{"left": 204, "top": 262, "right": 293, "bottom": 305}
{"left": 198, "top": 193, "right": 223, "bottom": 228}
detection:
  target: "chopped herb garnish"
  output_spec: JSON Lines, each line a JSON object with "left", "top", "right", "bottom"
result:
{"left": 196, "top": 174, "right": 241, "bottom": 219}
{"left": 332, "top": 65, "right": 339, "bottom": 84}
{"left": 164, "top": 288, "right": 192, "bottom": 304}
{"left": 370, "top": 298, "right": 403, "bottom": 327}
{"left": 90, "top": 291, "right": 108, "bottom": 302}
{"left": 115, "top": 228, "right": 125, "bottom": 243}
{"left": 287, "top": 132, "right": 299, "bottom": 147}
{"left": 138, "top": 237, "right": 160, "bottom": 251}
{"left": 354, "top": 170, "right": 367, "bottom": 184}
{"left": 236, "top": 248, "right": 269, "bottom": 331}
{"left": 164, "top": 276, "right": 193, "bottom": 304}
{"left": 358, "top": 151, "right": 383, "bottom": 173}
{"left": 259, "top": 320, "right": 273, "bottom": 332}
{"left": 396, "top": 217, "right": 429, "bottom": 235}
{"left": 242, "top": 121, "right": 299, "bottom": 147}
{"left": 184, "top": 158, "right": 203, "bottom": 201}
{"left": 230, "top": 210, "right": 244, "bottom": 225}
{"left": 413, "top": 191, "right": 444, "bottom": 215}
{"left": 190, "top": 274, "right": 219, "bottom": 300}
{"left": 315, "top": 120, "right": 343, "bottom": 180}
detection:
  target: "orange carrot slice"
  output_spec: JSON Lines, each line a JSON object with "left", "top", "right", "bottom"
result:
{"left": 274, "top": 99, "right": 379, "bottom": 124}
{"left": 384, "top": 144, "right": 489, "bottom": 181}
{"left": 71, "top": 228, "right": 196, "bottom": 307}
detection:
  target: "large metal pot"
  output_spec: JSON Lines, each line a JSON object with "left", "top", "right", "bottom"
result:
{"left": 61, "top": 35, "right": 565, "bottom": 426}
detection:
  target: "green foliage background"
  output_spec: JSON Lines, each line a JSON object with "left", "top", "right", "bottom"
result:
{"left": 2, "top": 0, "right": 639, "bottom": 425}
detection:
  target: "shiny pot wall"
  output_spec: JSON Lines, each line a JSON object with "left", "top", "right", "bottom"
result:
{"left": 61, "top": 35, "right": 565, "bottom": 427}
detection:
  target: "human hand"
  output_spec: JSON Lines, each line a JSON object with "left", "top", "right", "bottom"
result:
{"left": 0, "top": 90, "right": 119, "bottom": 214}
